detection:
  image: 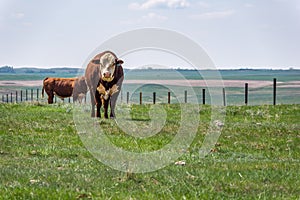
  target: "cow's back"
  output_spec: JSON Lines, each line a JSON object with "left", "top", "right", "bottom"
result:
{"left": 54, "top": 78, "right": 75, "bottom": 98}
{"left": 44, "top": 77, "right": 75, "bottom": 98}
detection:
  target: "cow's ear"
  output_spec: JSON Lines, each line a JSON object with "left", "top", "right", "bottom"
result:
{"left": 92, "top": 59, "right": 100, "bottom": 65}
{"left": 116, "top": 59, "right": 124, "bottom": 66}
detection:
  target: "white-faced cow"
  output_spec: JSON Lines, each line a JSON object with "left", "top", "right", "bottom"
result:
{"left": 42, "top": 77, "right": 88, "bottom": 104}
{"left": 85, "top": 51, "right": 124, "bottom": 118}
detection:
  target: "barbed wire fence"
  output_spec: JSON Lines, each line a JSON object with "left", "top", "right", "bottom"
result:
{"left": 1, "top": 78, "right": 299, "bottom": 105}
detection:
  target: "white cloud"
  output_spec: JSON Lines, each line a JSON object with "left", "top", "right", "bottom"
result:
{"left": 190, "top": 10, "right": 235, "bottom": 20}
{"left": 121, "top": 12, "right": 167, "bottom": 25}
{"left": 197, "top": 1, "right": 210, "bottom": 8}
{"left": 142, "top": 12, "right": 168, "bottom": 21}
{"left": 244, "top": 3, "right": 254, "bottom": 8}
{"left": 22, "top": 22, "right": 32, "bottom": 27}
{"left": 11, "top": 12, "right": 25, "bottom": 19}
{"left": 129, "top": 0, "right": 190, "bottom": 10}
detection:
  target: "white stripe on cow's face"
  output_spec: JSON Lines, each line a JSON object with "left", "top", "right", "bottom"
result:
{"left": 100, "top": 52, "right": 116, "bottom": 82}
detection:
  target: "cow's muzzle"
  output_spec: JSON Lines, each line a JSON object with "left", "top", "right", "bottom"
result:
{"left": 103, "top": 72, "right": 111, "bottom": 78}
{"left": 102, "top": 72, "right": 114, "bottom": 82}
{"left": 102, "top": 76, "right": 114, "bottom": 82}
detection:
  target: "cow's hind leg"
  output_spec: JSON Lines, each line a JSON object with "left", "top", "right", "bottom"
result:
{"left": 47, "top": 91, "right": 54, "bottom": 104}
{"left": 89, "top": 84, "right": 98, "bottom": 117}
{"left": 96, "top": 103, "right": 102, "bottom": 118}
{"left": 109, "top": 92, "right": 119, "bottom": 118}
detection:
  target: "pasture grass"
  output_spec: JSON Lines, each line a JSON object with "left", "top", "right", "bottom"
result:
{"left": 0, "top": 103, "right": 299, "bottom": 199}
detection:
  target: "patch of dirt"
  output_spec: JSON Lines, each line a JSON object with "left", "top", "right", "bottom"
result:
{"left": 0, "top": 80, "right": 43, "bottom": 87}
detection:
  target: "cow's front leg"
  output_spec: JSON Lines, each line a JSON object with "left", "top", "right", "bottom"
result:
{"left": 103, "top": 99, "right": 109, "bottom": 119}
{"left": 95, "top": 90, "right": 102, "bottom": 118}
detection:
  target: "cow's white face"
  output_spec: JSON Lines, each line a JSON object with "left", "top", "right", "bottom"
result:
{"left": 100, "top": 52, "right": 116, "bottom": 82}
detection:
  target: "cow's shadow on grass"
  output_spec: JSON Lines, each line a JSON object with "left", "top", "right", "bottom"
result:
{"left": 127, "top": 117, "right": 151, "bottom": 122}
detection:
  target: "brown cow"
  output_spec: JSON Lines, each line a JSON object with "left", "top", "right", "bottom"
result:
{"left": 85, "top": 51, "right": 124, "bottom": 118}
{"left": 42, "top": 76, "right": 88, "bottom": 104}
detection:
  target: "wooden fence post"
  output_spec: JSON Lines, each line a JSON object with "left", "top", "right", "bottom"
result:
{"left": 25, "top": 89, "right": 28, "bottom": 101}
{"left": 153, "top": 92, "right": 156, "bottom": 104}
{"left": 184, "top": 90, "right": 187, "bottom": 103}
{"left": 16, "top": 91, "right": 18, "bottom": 103}
{"left": 37, "top": 88, "right": 39, "bottom": 101}
{"left": 139, "top": 92, "right": 142, "bottom": 105}
{"left": 273, "top": 78, "right": 277, "bottom": 105}
{"left": 20, "top": 90, "right": 23, "bottom": 102}
{"left": 127, "top": 92, "right": 129, "bottom": 104}
{"left": 202, "top": 88, "right": 205, "bottom": 105}
{"left": 31, "top": 89, "right": 33, "bottom": 101}
{"left": 168, "top": 92, "right": 171, "bottom": 104}
{"left": 6, "top": 94, "right": 8, "bottom": 103}
{"left": 10, "top": 93, "right": 13, "bottom": 103}
{"left": 245, "top": 83, "right": 248, "bottom": 105}
{"left": 222, "top": 88, "right": 226, "bottom": 106}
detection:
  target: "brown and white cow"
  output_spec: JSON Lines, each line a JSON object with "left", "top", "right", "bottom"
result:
{"left": 42, "top": 77, "right": 88, "bottom": 104}
{"left": 85, "top": 51, "right": 124, "bottom": 118}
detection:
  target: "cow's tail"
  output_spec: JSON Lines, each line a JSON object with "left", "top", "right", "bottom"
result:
{"left": 41, "top": 77, "right": 48, "bottom": 98}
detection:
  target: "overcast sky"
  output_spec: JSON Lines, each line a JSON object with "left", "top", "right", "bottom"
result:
{"left": 0, "top": 0, "right": 300, "bottom": 69}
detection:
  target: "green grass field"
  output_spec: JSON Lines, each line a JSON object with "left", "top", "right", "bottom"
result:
{"left": 0, "top": 103, "right": 299, "bottom": 199}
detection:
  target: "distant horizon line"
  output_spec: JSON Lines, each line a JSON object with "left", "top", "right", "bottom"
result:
{"left": 2, "top": 65, "right": 300, "bottom": 70}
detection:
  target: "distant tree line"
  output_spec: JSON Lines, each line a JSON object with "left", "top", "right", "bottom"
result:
{"left": 0, "top": 66, "right": 15, "bottom": 73}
